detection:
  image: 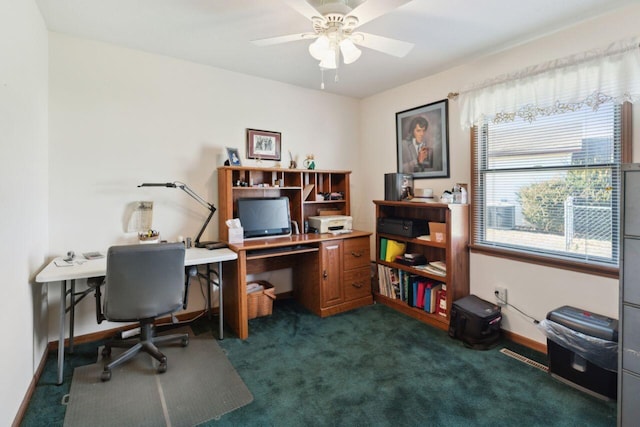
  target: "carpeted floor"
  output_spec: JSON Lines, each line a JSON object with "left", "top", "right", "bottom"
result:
{"left": 22, "top": 299, "right": 617, "bottom": 426}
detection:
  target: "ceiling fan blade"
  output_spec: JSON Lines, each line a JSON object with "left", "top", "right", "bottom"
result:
{"left": 251, "top": 32, "right": 316, "bottom": 47}
{"left": 352, "top": 32, "right": 414, "bottom": 58}
{"left": 282, "top": 0, "right": 323, "bottom": 22}
{"left": 346, "top": 0, "right": 413, "bottom": 27}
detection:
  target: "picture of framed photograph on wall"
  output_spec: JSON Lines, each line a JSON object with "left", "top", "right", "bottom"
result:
{"left": 396, "top": 99, "right": 449, "bottom": 179}
{"left": 226, "top": 147, "right": 242, "bottom": 166}
{"left": 246, "top": 128, "right": 281, "bottom": 161}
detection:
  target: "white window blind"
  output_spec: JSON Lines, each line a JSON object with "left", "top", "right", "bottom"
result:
{"left": 473, "top": 103, "right": 622, "bottom": 266}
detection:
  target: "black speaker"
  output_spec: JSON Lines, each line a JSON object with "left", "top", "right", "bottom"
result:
{"left": 384, "top": 173, "right": 413, "bottom": 201}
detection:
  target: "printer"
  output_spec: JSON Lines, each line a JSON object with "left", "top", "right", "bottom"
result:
{"left": 308, "top": 215, "right": 353, "bottom": 233}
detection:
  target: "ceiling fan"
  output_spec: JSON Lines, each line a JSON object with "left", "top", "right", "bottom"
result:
{"left": 252, "top": 0, "right": 414, "bottom": 79}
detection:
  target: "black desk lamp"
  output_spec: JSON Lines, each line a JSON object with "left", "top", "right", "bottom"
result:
{"left": 138, "top": 181, "right": 222, "bottom": 249}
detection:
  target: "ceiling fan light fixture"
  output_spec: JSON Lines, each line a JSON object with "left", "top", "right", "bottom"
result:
{"left": 339, "top": 38, "right": 361, "bottom": 64}
{"left": 309, "top": 35, "right": 330, "bottom": 60}
{"left": 319, "top": 48, "right": 338, "bottom": 69}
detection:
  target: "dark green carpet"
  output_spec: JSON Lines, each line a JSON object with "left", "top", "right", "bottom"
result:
{"left": 21, "top": 300, "right": 616, "bottom": 426}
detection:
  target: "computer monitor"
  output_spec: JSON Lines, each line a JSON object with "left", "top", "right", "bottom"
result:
{"left": 236, "top": 197, "right": 292, "bottom": 239}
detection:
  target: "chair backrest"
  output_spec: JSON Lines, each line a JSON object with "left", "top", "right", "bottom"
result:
{"left": 103, "top": 242, "right": 186, "bottom": 322}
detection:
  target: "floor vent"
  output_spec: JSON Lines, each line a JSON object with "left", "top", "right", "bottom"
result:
{"left": 500, "top": 348, "right": 549, "bottom": 372}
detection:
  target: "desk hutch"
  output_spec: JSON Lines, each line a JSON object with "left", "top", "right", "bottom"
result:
{"left": 373, "top": 200, "right": 469, "bottom": 330}
{"left": 218, "top": 166, "right": 372, "bottom": 339}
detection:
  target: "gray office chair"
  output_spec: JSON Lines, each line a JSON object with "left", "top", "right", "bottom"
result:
{"left": 95, "top": 242, "right": 189, "bottom": 381}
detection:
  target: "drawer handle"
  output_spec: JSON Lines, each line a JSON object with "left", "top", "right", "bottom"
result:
{"left": 351, "top": 251, "right": 363, "bottom": 257}
{"left": 323, "top": 270, "right": 328, "bottom": 279}
{"left": 352, "top": 282, "right": 363, "bottom": 288}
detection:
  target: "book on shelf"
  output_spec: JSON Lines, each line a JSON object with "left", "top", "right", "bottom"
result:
{"left": 414, "top": 264, "right": 446, "bottom": 277}
{"left": 389, "top": 268, "right": 400, "bottom": 299}
{"left": 424, "top": 282, "right": 442, "bottom": 313}
{"left": 429, "top": 261, "right": 447, "bottom": 272}
{"left": 435, "top": 285, "right": 447, "bottom": 317}
{"left": 377, "top": 264, "right": 400, "bottom": 299}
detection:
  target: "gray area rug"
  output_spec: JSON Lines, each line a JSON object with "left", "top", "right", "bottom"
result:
{"left": 63, "top": 327, "right": 253, "bottom": 427}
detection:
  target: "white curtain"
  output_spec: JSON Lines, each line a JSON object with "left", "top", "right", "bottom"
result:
{"left": 458, "top": 36, "right": 640, "bottom": 128}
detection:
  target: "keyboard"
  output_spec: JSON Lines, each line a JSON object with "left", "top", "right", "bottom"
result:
{"left": 248, "top": 245, "right": 314, "bottom": 257}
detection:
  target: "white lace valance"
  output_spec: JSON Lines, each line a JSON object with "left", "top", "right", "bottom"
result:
{"left": 458, "top": 36, "right": 640, "bottom": 128}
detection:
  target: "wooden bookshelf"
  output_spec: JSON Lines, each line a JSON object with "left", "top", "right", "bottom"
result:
{"left": 373, "top": 200, "right": 469, "bottom": 330}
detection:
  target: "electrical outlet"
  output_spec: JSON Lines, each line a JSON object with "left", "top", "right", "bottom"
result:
{"left": 494, "top": 287, "right": 507, "bottom": 305}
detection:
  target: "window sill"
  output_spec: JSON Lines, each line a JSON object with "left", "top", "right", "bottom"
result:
{"left": 469, "top": 244, "right": 619, "bottom": 279}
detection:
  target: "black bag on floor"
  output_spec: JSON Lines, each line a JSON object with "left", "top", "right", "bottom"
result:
{"left": 448, "top": 295, "right": 502, "bottom": 350}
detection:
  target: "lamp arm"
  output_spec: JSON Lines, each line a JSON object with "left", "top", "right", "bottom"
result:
{"left": 194, "top": 208, "right": 216, "bottom": 246}
{"left": 138, "top": 180, "right": 219, "bottom": 247}
{"left": 175, "top": 182, "right": 217, "bottom": 213}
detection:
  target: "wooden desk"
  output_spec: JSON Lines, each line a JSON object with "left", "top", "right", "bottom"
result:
{"left": 223, "top": 231, "right": 372, "bottom": 339}
{"left": 35, "top": 247, "right": 237, "bottom": 384}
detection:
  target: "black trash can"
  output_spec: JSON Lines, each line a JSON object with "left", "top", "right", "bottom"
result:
{"left": 542, "top": 306, "right": 618, "bottom": 400}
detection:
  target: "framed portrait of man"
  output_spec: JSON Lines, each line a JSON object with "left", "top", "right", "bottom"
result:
{"left": 396, "top": 99, "right": 449, "bottom": 179}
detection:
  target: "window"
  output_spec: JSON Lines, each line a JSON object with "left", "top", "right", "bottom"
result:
{"left": 471, "top": 103, "right": 631, "bottom": 276}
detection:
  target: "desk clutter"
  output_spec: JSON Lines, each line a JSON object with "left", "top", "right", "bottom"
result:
{"left": 247, "top": 280, "right": 276, "bottom": 319}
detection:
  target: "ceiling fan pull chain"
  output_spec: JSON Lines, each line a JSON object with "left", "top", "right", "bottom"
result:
{"left": 334, "top": 47, "right": 340, "bottom": 83}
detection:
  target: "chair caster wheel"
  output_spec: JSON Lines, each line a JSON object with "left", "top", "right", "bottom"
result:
{"left": 181, "top": 337, "right": 189, "bottom": 347}
{"left": 158, "top": 361, "right": 167, "bottom": 373}
{"left": 102, "top": 346, "right": 112, "bottom": 358}
{"left": 101, "top": 369, "right": 112, "bottom": 382}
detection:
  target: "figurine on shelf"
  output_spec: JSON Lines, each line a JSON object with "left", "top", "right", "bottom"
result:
{"left": 303, "top": 154, "right": 316, "bottom": 170}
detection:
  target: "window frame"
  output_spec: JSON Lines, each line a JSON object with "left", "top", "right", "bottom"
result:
{"left": 469, "top": 102, "right": 632, "bottom": 279}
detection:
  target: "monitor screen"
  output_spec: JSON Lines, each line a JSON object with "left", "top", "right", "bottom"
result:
{"left": 237, "top": 197, "right": 292, "bottom": 239}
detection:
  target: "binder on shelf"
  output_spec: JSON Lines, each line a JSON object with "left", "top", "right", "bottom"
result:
{"left": 416, "top": 281, "right": 426, "bottom": 309}
{"left": 384, "top": 240, "right": 406, "bottom": 262}
{"left": 379, "top": 238, "right": 388, "bottom": 260}
{"left": 424, "top": 283, "right": 442, "bottom": 314}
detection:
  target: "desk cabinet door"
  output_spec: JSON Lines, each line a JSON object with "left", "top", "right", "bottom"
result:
{"left": 320, "top": 241, "right": 344, "bottom": 307}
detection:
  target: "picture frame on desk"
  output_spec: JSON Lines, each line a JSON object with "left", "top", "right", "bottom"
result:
{"left": 396, "top": 99, "right": 449, "bottom": 179}
{"left": 226, "top": 147, "right": 242, "bottom": 166}
{"left": 246, "top": 128, "right": 281, "bottom": 161}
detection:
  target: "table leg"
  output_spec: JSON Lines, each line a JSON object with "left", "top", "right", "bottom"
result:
{"left": 218, "top": 261, "right": 224, "bottom": 340}
{"left": 206, "top": 264, "right": 212, "bottom": 320}
{"left": 68, "top": 279, "right": 75, "bottom": 353}
{"left": 57, "top": 280, "right": 67, "bottom": 385}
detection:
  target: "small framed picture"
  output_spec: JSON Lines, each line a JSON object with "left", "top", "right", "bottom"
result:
{"left": 226, "top": 147, "right": 242, "bottom": 166}
{"left": 246, "top": 129, "right": 281, "bottom": 161}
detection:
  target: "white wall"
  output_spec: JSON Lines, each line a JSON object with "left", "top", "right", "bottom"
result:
{"left": 358, "top": 3, "right": 640, "bottom": 345}
{"left": 0, "top": 1, "right": 49, "bottom": 424}
{"left": 47, "top": 33, "right": 361, "bottom": 337}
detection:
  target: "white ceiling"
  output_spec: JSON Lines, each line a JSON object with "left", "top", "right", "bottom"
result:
{"left": 35, "top": 0, "right": 635, "bottom": 99}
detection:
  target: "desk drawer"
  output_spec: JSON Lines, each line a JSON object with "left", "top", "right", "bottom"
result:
{"left": 344, "top": 267, "right": 371, "bottom": 301}
{"left": 344, "top": 237, "right": 370, "bottom": 271}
